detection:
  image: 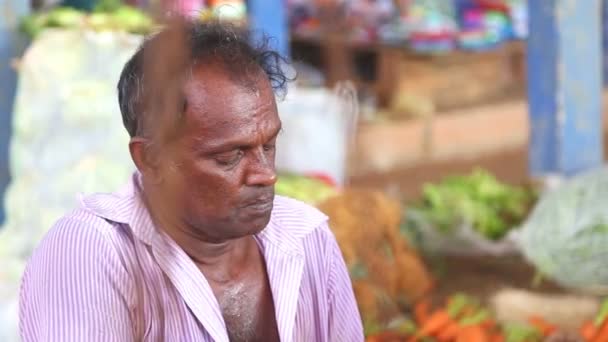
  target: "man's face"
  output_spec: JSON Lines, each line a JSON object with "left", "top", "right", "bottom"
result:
{"left": 154, "top": 66, "right": 281, "bottom": 242}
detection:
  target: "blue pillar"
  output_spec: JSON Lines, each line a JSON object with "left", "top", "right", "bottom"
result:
{"left": 527, "top": 0, "right": 603, "bottom": 177}
{"left": 62, "top": 0, "right": 96, "bottom": 11}
{"left": 0, "top": 1, "right": 29, "bottom": 225}
{"left": 248, "top": 0, "right": 290, "bottom": 59}
{"left": 603, "top": 0, "right": 608, "bottom": 85}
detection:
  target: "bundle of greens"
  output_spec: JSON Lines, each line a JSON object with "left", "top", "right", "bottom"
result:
{"left": 275, "top": 173, "right": 338, "bottom": 205}
{"left": 20, "top": 0, "right": 155, "bottom": 39}
{"left": 413, "top": 169, "right": 536, "bottom": 241}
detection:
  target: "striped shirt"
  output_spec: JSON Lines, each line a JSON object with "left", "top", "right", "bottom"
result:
{"left": 19, "top": 173, "right": 363, "bottom": 342}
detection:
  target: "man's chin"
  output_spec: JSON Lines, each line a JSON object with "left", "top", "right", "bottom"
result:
{"left": 246, "top": 213, "right": 272, "bottom": 235}
{"left": 222, "top": 213, "right": 271, "bottom": 240}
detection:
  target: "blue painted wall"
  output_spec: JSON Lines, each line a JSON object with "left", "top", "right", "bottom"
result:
{"left": 603, "top": 0, "right": 608, "bottom": 85}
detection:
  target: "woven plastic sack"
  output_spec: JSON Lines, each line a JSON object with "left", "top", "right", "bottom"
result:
{"left": 275, "top": 82, "right": 359, "bottom": 186}
{"left": 519, "top": 166, "right": 608, "bottom": 295}
{"left": 403, "top": 208, "right": 520, "bottom": 256}
{"left": 0, "top": 29, "right": 141, "bottom": 341}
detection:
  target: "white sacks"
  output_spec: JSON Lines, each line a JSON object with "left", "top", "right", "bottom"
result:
{"left": 275, "top": 82, "right": 359, "bottom": 186}
{"left": 0, "top": 29, "right": 140, "bottom": 341}
{"left": 520, "top": 166, "right": 608, "bottom": 295}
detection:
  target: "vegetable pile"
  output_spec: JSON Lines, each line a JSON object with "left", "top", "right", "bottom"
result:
{"left": 412, "top": 169, "right": 536, "bottom": 240}
{"left": 276, "top": 176, "right": 434, "bottom": 323}
{"left": 579, "top": 298, "right": 608, "bottom": 341}
{"left": 20, "top": 1, "right": 155, "bottom": 38}
{"left": 275, "top": 173, "right": 339, "bottom": 205}
{"left": 366, "top": 294, "right": 608, "bottom": 342}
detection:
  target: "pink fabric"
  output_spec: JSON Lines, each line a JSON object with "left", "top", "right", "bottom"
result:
{"left": 164, "top": 0, "right": 205, "bottom": 16}
{"left": 19, "top": 173, "right": 363, "bottom": 341}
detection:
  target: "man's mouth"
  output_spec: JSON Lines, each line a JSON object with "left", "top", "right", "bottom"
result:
{"left": 241, "top": 195, "right": 275, "bottom": 211}
{"left": 245, "top": 201, "right": 273, "bottom": 212}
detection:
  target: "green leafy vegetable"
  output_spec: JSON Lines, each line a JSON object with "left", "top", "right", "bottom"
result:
{"left": 275, "top": 174, "right": 338, "bottom": 205}
{"left": 413, "top": 168, "right": 536, "bottom": 240}
{"left": 460, "top": 309, "right": 490, "bottom": 326}
{"left": 94, "top": 0, "right": 124, "bottom": 13}
{"left": 595, "top": 297, "right": 608, "bottom": 326}
{"left": 503, "top": 323, "right": 542, "bottom": 342}
{"left": 19, "top": 3, "right": 155, "bottom": 39}
{"left": 446, "top": 293, "right": 472, "bottom": 317}
{"left": 386, "top": 316, "right": 417, "bottom": 335}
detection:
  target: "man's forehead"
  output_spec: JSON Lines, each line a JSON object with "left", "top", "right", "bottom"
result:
{"left": 186, "top": 112, "right": 281, "bottom": 152}
{"left": 183, "top": 66, "right": 273, "bottom": 116}
{"left": 184, "top": 87, "right": 275, "bottom": 127}
{"left": 175, "top": 69, "right": 279, "bottom": 144}
{"left": 185, "top": 62, "right": 270, "bottom": 94}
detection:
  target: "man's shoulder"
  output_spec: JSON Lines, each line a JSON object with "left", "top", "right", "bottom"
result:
{"left": 27, "top": 203, "right": 129, "bottom": 271}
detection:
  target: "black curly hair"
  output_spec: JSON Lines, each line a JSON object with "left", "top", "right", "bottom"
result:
{"left": 117, "top": 19, "right": 290, "bottom": 138}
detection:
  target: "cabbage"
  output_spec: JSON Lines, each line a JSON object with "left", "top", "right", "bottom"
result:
{"left": 111, "top": 6, "right": 155, "bottom": 34}
{"left": 520, "top": 167, "right": 608, "bottom": 294}
{"left": 46, "top": 7, "right": 85, "bottom": 28}
{"left": 20, "top": 5, "right": 155, "bottom": 39}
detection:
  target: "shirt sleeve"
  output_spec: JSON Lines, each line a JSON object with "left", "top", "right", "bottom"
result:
{"left": 19, "top": 217, "right": 135, "bottom": 342}
{"left": 324, "top": 224, "right": 365, "bottom": 342}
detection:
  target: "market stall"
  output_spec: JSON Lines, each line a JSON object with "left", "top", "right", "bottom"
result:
{"left": 278, "top": 167, "right": 608, "bottom": 342}
{"left": 289, "top": 0, "right": 528, "bottom": 112}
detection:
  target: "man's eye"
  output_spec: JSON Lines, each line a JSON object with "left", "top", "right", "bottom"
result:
{"left": 214, "top": 151, "right": 243, "bottom": 166}
{"left": 263, "top": 145, "right": 276, "bottom": 152}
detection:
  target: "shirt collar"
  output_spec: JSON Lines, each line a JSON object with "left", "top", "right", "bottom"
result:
{"left": 79, "top": 172, "right": 157, "bottom": 245}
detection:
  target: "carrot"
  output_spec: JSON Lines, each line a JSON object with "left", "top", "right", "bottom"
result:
{"left": 436, "top": 320, "right": 461, "bottom": 341}
{"left": 481, "top": 319, "right": 497, "bottom": 331}
{"left": 489, "top": 333, "right": 504, "bottom": 342}
{"left": 580, "top": 320, "right": 597, "bottom": 341}
{"left": 366, "top": 331, "right": 406, "bottom": 342}
{"left": 407, "top": 310, "right": 452, "bottom": 342}
{"left": 591, "top": 318, "right": 608, "bottom": 342}
{"left": 414, "top": 299, "right": 431, "bottom": 325}
{"left": 460, "top": 306, "right": 477, "bottom": 319}
{"left": 455, "top": 325, "right": 488, "bottom": 342}
{"left": 527, "top": 316, "right": 557, "bottom": 337}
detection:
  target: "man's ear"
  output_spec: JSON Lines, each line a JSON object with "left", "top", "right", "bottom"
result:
{"left": 129, "top": 137, "right": 163, "bottom": 184}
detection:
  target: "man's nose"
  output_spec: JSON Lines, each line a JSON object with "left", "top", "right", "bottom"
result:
{"left": 245, "top": 148, "right": 277, "bottom": 187}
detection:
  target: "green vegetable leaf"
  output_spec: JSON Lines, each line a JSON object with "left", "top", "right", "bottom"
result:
{"left": 503, "top": 323, "right": 542, "bottom": 342}
{"left": 595, "top": 297, "right": 608, "bottom": 326}
{"left": 460, "top": 309, "right": 490, "bottom": 326}
{"left": 446, "top": 293, "right": 471, "bottom": 317}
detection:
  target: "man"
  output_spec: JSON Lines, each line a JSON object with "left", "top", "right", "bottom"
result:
{"left": 19, "top": 20, "right": 363, "bottom": 341}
